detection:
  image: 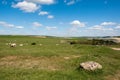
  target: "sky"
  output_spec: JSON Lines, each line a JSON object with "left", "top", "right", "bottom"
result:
{"left": 0, "top": 0, "right": 120, "bottom": 37}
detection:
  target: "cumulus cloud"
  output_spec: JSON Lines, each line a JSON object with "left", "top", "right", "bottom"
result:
{"left": 88, "top": 25, "right": 103, "bottom": 30}
{"left": 115, "top": 25, "right": 120, "bottom": 29}
{"left": 101, "top": 22, "right": 116, "bottom": 26}
{"left": 64, "top": 0, "right": 80, "bottom": 5}
{"left": 25, "top": 0, "right": 55, "bottom": 5}
{"left": 106, "top": 28, "right": 114, "bottom": 31}
{"left": 0, "top": 21, "right": 14, "bottom": 28}
{"left": 87, "top": 21, "right": 119, "bottom": 31}
{"left": 68, "top": 20, "right": 85, "bottom": 36}
{"left": 70, "top": 20, "right": 85, "bottom": 27}
{"left": 39, "top": 11, "right": 49, "bottom": 15}
{"left": 88, "top": 25, "right": 114, "bottom": 31}
{"left": 48, "top": 15, "right": 54, "bottom": 19}
{"left": 32, "top": 22, "right": 42, "bottom": 27}
{"left": 0, "top": 21, "right": 24, "bottom": 29}
{"left": 67, "top": 0, "right": 75, "bottom": 5}
{"left": 46, "top": 26, "right": 57, "bottom": 30}
{"left": 39, "top": 11, "right": 54, "bottom": 19}
{"left": 16, "top": 26, "right": 24, "bottom": 29}
{"left": 12, "top": 1, "right": 40, "bottom": 13}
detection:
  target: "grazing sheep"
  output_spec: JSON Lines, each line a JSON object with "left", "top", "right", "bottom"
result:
{"left": 56, "top": 44, "right": 59, "bottom": 46}
{"left": 19, "top": 44, "right": 23, "bottom": 46}
{"left": 10, "top": 43, "right": 16, "bottom": 47}
{"left": 39, "top": 44, "right": 42, "bottom": 46}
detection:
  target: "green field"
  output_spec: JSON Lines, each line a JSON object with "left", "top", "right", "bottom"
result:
{"left": 0, "top": 35, "right": 120, "bottom": 80}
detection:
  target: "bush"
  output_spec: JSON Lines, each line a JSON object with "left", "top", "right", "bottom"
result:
{"left": 31, "top": 42, "right": 36, "bottom": 45}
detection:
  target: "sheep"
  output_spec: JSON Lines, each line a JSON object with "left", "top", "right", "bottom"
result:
{"left": 39, "top": 44, "right": 42, "bottom": 46}
{"left": 19, "top": 44, "right": 23, "bottom": 46}
{"left": 56, "top": 44, "right": 59, "bottom": 46}
{"left": 10, "top": 43, "right": 16, "bottom": 47}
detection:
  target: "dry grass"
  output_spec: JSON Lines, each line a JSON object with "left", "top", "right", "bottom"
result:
{"left": 0, "top": 55, "right": 81, "bottom": 71}
{"left": 105, "top": 71, "right": 120, "bottom": 80}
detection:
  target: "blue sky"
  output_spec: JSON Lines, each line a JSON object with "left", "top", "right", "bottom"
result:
{"left": 0, "top": 0, "right": 120, "bottom": 37}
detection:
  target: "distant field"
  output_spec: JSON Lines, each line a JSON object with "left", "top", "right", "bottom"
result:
{"left": 0, "top": 35, "right": 120, "bottom": 80}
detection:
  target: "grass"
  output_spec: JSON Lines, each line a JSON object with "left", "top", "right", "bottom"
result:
{"left": 0, "top": 35, "right": 120, "bottom": 80}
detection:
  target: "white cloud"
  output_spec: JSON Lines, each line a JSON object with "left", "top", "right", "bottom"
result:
{"left": 67, "top": 0, "right": 75, "bottom": 5}
{"left": 115, "top": 25, "right": 120, "bottom": 29}
{"left": 12, "top": 1, "right": 40, "bottom": 13}
{"left": 46, "top": 26, "right": 57, "bottom": 30}
{"left": 25, "top": 0, "right": 55, "bottom": 5}
{"left": 0, "top": 21, "right": 14, "bottom": 28}
{"left": 0, "top": 21, "right": 24, "bottom": 29}
{"left": 68, "top": 20, "right": 85, "bottom": 36}
{"left": 88, "top": 25, "right": 103, "bottom": 30}
{"left": 16, "top": 26, "right": 24, "bottom": 29}
{"left": 64, "top": 0, "right": 80, "bottom": 5}
{"left": 101, "top": 22, "right": 116, "bottom": 26}
{"left": 39, "top": 11, "right": 49, "bottom": 15}
{"left": 87, "top": 21, "right": 118, "bottom": 31}
{"left": 39, "top": 11, "right": 54, "bottom": 19}
{"left": 48, "top": 15, "right": 54, "bottom": 19}
{"left": 70, "top": 20, "right": 85, "bottom": 27}
{"left": 106, "top": 28, "right": 114, "bottom": 31}
{"left": 88, "top": 25, "right": 114, "bottom": 31}
{"left": 32, "top": 22, "right": 42, "bottom": 27}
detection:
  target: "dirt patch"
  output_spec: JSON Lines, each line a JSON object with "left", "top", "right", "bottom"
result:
{"left": 111, "top": 38, "right": 120, "bottom": 43}
{"left": 0, "top": 55, "right": 81, "bottom": 71}
{"left": 0, "top": 56, "right": 63, "bottom": 71}
{"left": 0, "top": 56, "right": 18, "bottom": 60}
{"left": 111, "top": 48, "right": 120, "bottom": 50}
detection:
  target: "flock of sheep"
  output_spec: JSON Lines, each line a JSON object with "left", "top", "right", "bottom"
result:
{"left": 6, "top": 43, "right": 23, "bottom": 47}
{"left": 5, "top": 40, "right": 66, "bottom": 47}
{"left": 5, "top": 43, "right": 42, "bottom": 47}
{"left": 6, "top": 43, "right": 61, "bottom": 47}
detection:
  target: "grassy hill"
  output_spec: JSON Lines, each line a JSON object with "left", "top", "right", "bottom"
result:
{"left": 0, "top": 35, "right": 120, "bottom": 80}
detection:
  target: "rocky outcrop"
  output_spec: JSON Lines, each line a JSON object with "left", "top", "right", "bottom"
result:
{"left": 80, "top": 61, "right": 102, "bottom": 71}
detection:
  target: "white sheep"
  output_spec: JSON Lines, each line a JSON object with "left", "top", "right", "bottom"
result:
{"left": 39, "top": 44, "right": 42, "bottom": 46}
{"left": 19, "top": 44, "right": 23, "bottom": 46}
{"left": 10, "top": 43, "right": 16, "bottom": 47}
{"left": 56, "top": 44, "right": 59, "bottom": 46}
